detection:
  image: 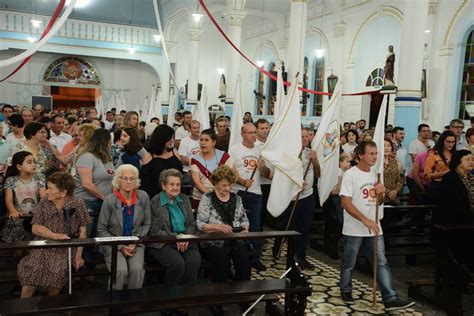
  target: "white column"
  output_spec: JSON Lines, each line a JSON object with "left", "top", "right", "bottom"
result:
{"left": 224, "top": 0, "right": 247, "bottom": 101}
{"left": 394, "top": 0, "right": 429, "bottom": 144}
{"left": 286, "top": 0, "right": 308, "bottom": 82}
{"left": 187, "top": 28, "right": 203, "bottom": 102}
{"left": 332, "top": 22, "right": 346, "bottom": 79}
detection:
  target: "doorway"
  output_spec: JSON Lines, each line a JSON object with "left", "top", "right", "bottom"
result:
{"left": 49, "top": 86, "right": 100, "bottom": 112}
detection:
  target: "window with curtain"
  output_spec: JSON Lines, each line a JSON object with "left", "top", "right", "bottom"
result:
{"left": 459, "top": 30, "right": 473, "bottom": 120}
{"left": 312, "top": 57, "right": 325, "bottom": 116}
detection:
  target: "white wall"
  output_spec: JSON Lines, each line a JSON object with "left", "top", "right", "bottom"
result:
{"left": 0, "top": 50, "right": 159, "bottom": 111}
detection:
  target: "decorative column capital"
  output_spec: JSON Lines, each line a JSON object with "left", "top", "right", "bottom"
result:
{"left": 189, "top": 28, "right": 203, "bottom": 41}
{"left": 333, "top": 22, "right": 346, "bottom": 37}
{"left": 346, "top": 60, "right": 356, "bottom": 69}
{"left": 277, "top": 38, "right": 288, "bottom": 50}
{"left": 165, "top": 41, "right": 177, "bottom": 50}
{"left": 223, "top": 10, "right": 247, "bottom": 26}
{"left": 428, "top": 0, "right": 438, "bottom": 15}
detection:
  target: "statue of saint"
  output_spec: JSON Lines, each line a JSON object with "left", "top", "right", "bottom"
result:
{"left": 178, "top": 87, "right": 186, "bottom": 110}
{"left": 384, "top": 45, "right": 395, "bottom": 86}
{"left": 219, "top": 74, "right": 226, "bottom": 99}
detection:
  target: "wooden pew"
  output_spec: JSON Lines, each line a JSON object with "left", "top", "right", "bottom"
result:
{"left": 0, "top": 231, "right": 312, "bottom": 315}
{"left": 407, "top": 225, "right": 474, "bottom": 316}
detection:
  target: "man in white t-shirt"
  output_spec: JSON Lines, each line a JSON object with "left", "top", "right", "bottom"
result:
{"left": 392, "top": 126, "right": 411, "bottom": 174}
{"left": 103, "top": 111, "right": 115, "bottom": 131}
{"left": 229, "top": 123, "right": 270, "bottom": 272}
{"left": 339, "top": 141, "right": 414, "bottom": 311}
{"left": 272, "top": 128, "right": 320, "bottom": 270}
{"left": 49, "top": 115, "right": 72, "bottom": 152}
{"left": 178, "top": 120, "right": 201, "bottom": 173}
{"left": 408, "top": 123, "right": 434, "bottom": 162}
{"left": 175, "top": 111, "right": 192, "bottom": 149}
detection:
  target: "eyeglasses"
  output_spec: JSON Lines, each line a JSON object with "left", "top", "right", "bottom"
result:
{"left": 119, "top": 177, "right": 137, "bottom": 182}
{"left": 242, "top": 131, "right": 257, "bottom": 134}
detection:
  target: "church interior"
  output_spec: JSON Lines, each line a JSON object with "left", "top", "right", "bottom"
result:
{"left": 0, "top": 0, "right": 473, "bottom": 315}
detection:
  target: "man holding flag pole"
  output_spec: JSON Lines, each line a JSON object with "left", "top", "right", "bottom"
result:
{"left": 338, "top": 94, "right": 415, "bottom": 311}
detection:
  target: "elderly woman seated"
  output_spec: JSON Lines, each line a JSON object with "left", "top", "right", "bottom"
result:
{"left": 17, "top": 172, "right": 90, "bottom": 298}
{"left": 196, "top": 165, "right": 251, "bottom": 282}
{"left": 97, "top": 164, "right": 151, "bottom": 290}
{"left": 147, "top": 168, "right": 201, "bottom": 287}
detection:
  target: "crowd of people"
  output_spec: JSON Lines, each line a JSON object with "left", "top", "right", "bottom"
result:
{"left": 0, "top": 102, "right": 472, "bottom": 314}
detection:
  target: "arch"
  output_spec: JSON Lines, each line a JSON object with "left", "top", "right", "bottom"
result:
{"left": 42, "top": 56, "right": 102, "bottom": 86}
{"left": 250, "top": 39, "right": 281, "bottom": 64}
{"left": 163, "top": 4, "right": 192, "bottom": 42}
{"left": 348, "top": 6, "right": 403, "bottom": 61}
{"left": 443, "top": 0, "right": 472, "bottom": 45}
{"left": 306, "top": 26, "right": 331, "bottom": 66}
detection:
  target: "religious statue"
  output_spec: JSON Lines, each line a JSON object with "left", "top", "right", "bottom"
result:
{"left": 384, "top": 45, "right": 395, "bottom": 86}
{"left": 178, "top": 87, "right": 186, "bottom": 110}
{"left": 219, "top": 74, "right": 226, "bottom": 99}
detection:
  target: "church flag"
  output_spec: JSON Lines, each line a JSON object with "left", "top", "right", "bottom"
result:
{"left": 195, "top": 86, "right": 210, "bottom": 130}
{"left": 260, "top": 76, "right": 303, "bottom": 217}
{"left": 312, "top": 80, "right": 342, "bottom": 206}
{"left": 95, "top": 96, "right": 105, "bottom": 120}
{"left": 274, "top": 66, "right": 285, "bottom": 121}
{"left": 372, "top": 94, "right": 387, "bottom": 177}
{"left": 167, "top": 89, "right": 176, "bottom": 128}
{"left": 229, "top": 77, "right": 243, "bottom": 149}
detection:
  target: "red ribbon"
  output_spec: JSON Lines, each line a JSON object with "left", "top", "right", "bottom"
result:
{"left": 0, "top": 0, "right": 66, "bottom": 82}
{"left": 198, "top": 0, "right": 381, "bottom": 97}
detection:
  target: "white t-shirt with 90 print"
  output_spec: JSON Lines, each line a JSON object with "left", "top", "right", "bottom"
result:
{"left": 178, "top": 136, "right": 200, "bottom": 172}
{"left": 339, "top": 166, "right": 383, "bottom": 237}
{"left": 229, "top": 143, "right": 262, "bottom": 195}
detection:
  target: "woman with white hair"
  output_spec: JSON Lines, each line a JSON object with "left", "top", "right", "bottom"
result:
{"left": 97, "top": 164, "right": 151, "bottom": 290}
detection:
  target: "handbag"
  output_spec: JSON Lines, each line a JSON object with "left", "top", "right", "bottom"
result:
{"left": 1, "top": 219, "right": 31, "bottom": 242}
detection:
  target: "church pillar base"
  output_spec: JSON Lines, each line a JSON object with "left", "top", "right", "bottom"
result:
{"left": 394, "top": 94, "right": 422, "bottom": 145}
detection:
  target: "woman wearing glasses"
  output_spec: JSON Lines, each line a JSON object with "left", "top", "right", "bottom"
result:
{"left": 97, "top": 164, "right": 151, "bottom": 290}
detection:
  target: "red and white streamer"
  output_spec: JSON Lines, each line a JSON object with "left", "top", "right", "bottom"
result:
{"left": 198, "top": 0, "right": 380, "bottom": 97}
{"left": 0, "top": 0, "right": 74, "bottom": 82}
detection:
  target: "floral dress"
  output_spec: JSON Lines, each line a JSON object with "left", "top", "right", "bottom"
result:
{"left": 17, "top": 198, "right": 90, "bottom": 288}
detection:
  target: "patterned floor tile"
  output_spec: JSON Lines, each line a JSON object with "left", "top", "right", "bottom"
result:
{"left": 253, "top": 243, "right": 423, "bottom": 315}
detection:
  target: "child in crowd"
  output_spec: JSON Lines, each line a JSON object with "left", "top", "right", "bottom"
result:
{"left": 4, "top": 151, "right": 46, "bottom": 220}
{"left": 331, "top": 154, "right": 352, "bottom": 224}
{"left": 2, "top": 151, "right": 46, "bottom": 249}
{"left": 115, "top": 127, "right": 150, "bottom": 170}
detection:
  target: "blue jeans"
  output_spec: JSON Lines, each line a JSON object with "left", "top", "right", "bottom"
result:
{"left": 339, "top": 235, "right": 398, "bottom": 303}
{"left": 237, "top": 191, "right": 262, "bottom": 261}
{"left": 273, "top": 195, "right": 315, "bottom": 260}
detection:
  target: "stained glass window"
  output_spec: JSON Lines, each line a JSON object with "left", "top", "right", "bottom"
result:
{"left": 43, "top": 57, "right": 101, "bottom": 85}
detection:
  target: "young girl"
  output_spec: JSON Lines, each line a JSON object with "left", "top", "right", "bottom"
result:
{"left": 115, "top": 127, "right": 151, "bottom": 170}
{"left": 4, "top": 151, "right": 46, "bottom": 220}
{"left": 331, "top": 154, "right": 352, "bottom": 224}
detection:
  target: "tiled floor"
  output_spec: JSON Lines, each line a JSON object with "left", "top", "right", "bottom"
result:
{"left": 254, "top": 243, "right": 427, "bottom": 315}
